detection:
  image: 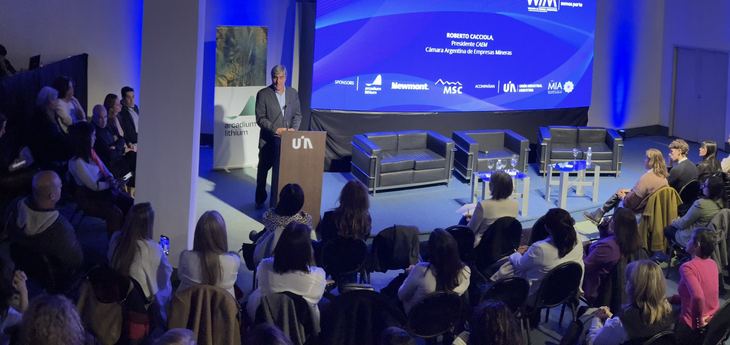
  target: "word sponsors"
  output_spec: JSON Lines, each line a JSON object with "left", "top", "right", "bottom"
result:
{"left": 425, "top": 47, "right": 513, "bottom": 56}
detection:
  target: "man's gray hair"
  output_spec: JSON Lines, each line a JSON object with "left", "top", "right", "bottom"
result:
{"left": 36, "top": 86, "right": 58, "bottom": 109}
{"left": 271, "top": 65, "right": 287, "bottom": 78}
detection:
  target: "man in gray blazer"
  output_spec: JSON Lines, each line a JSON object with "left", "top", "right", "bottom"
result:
{"left": 254, "top": 65, "right": 302, "bottom": 209}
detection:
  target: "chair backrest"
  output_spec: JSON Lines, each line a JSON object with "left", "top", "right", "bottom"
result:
{"left": 364, "top": 132, "right": 398, "bottom": 151}
{"left": 534, "top": 262, "right": 583, "bottom": 309}
{"left": 9, "top": 241, "right": 58, "bottom": 293}
{"left": 466, "top": 131, "right": 506, "bottom": 151}
{"left": 472, "top": 217, "right": 522, "bottom": 270}
{"left": 559, "top": 318, "right": 584, "bottom": 345}
{"left": 168, "top": 285, "right": 242, "bottom": 345}
{"left": 445, "top": 225, "right": 475, "bottom": 262}
{"left": 323, "top": 236, "right": 368, "bottom": 275}
{"left": 702, "top": 299, "right": 730, "bottom": 345}
{"left": 370, "top": 225, "right": 420, "bottom": 272}
{"left": 319, "top": 290, "right": 407, "bottom": 345}
{"left": 397, "top": 130, "right": 428, "bottom": 150}
{"left": 479, "top": 276, "right": 529, "bottom": 313}
{"left": 255, "top": 292, "right": 317, "bottom": 345}
{"left": 678, "top": 179, "right": 700, "bottom": 204}
{"left": 644, "top": 331, "right": 678, "bottom": 345}
{"left": 578, "top": 127, "right": 607, "bottom": 144}
{"left": 548, "top": 126, "right": 578, "bottom": 144}
{"left": 405, "top": 291, "right": 462, "bottom": 339}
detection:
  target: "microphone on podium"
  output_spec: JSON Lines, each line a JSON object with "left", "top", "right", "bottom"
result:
{"left": 283, "top": 104, "right": 289, "bottom": 129}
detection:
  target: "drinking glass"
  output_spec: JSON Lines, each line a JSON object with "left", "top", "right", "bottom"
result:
{"left": 487, "top": 159, "right": 495, "bottom": 171}
{"left": 496, "top": 159, "right": 504, "bottom": 171}
{"left": 510, "top": 154, "right": 518, "bottom": 170}
{"left": 572, "top": 148, "right": 579, "bottom": 161}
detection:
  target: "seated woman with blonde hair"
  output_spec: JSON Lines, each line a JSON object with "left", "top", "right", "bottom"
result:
{"left": 178, "top": 211, "right": 241, "bottom": 297}
{"left": 583, "top": 149, "right": 668, "bottom": 224}
{"left": 587, "top": 260, "right": 673, "bottom": 345}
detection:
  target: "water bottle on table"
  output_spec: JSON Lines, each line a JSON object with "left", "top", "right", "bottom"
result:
{"left": 587, "top": 146, "right": 592, "bottom": 167}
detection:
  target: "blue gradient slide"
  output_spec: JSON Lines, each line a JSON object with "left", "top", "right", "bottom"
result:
{"left": 311, "top": 0, "right": 596, "bottom": 112}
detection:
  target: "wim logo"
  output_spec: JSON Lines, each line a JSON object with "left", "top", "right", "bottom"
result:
{"left": 528, "top": 0, "right": 559, "bottom": 12}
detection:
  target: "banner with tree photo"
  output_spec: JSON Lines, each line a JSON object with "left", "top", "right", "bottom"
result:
{"left": 214, "top": 26, "right": 267, "bottom": 169}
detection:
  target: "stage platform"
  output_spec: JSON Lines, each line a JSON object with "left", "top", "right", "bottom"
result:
{"left": 199, "top": 135, "right": 725, "bottom": 247}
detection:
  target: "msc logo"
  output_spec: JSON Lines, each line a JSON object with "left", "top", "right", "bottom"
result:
{"left": 292, "top": 136, "right": 313, "bottom": 150}
{"left": 528, "top": 0, "right": 559, "bottom": 12}
{"left": 435, "top": 79, "right": 463, "bottom": 94}
{"left": 502, "top": 81, "right": 516, "bottom": 93}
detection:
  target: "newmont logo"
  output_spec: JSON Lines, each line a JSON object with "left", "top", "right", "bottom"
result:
{"left": 391, "top": 82, "right": 429, "bottom": 90}
{"left": 225, "top": 95, "right": 256, "bottom": 120}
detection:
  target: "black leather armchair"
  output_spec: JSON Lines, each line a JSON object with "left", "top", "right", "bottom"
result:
{"left": 538, "top": 126, "right": 623, "bottom": 175}
{"left": 351, "top": 130, "right": 455, "bottom": 195}
{"left": 452, "top": 130, "right": 530, "bottom": 183}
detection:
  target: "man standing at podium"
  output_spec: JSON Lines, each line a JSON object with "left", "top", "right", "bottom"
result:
{"left": 254, "top": 65, "right": 301, "bottom": 209}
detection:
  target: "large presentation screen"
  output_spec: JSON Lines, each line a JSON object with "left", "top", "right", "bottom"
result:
{"left": 311, "top": 0, "right": 596, "bottom": 112}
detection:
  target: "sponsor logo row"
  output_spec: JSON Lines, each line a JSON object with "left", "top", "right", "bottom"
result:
{"left": 334, "top": 75, "right": 575, "bottom": 95}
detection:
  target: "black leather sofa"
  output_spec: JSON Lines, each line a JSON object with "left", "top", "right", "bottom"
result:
{"left": 452, "top": 130, "right": 530, "bottom": 183}
{"left": 351, "top": 130, "right": 455, "bottom": 194}
{"left": 537, "top": 126, "right": 623, "bottom": 175}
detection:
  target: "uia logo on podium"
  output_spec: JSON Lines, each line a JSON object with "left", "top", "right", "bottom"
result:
{"left": 223, "top": 95, "right": 257, "bottom": 136}
{"left": 293, "top": 136, "right": 313, "bottom": 150}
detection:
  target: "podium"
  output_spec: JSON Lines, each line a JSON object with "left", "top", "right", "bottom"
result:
{"left": 271, "top": 131, "right": 327, "bottom": 226}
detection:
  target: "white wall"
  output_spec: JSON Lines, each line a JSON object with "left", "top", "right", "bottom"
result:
{"left": 588, "top": 0, "right": 665, "bottom": 129}
{"left": 659, "top": 0, "right": 730, "bottom": 135}
{"left": 0, "top": 0, "right": 143, "bottom": 111}
{"left": 135, "top": 0, "right": 205, "bottom": 267}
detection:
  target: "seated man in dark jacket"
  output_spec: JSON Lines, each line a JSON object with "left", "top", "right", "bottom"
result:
{"left": 91, "top": 105, "right": 135, "bottom": 183}
{"left": 4, "top": 170, "right": 83, "bottom": 290}
{"left": 667, "top": 138, "right": 698, "bottom": 192}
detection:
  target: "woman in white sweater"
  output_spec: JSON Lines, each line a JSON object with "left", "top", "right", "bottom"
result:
{"left": 52, "top": 76, "right": 86, "bottom": 132}
{"left": 398, "top": 229, "right": 471, "bottom": 314}
{"left": 247, "top": 222, "right": 326, "bottom": 321}
{"left": 108, "top": 203, "right": 172, "bottom": 320}
{"left": 68, "top": 121, "right": 133, "bottom": 236}
{"left": 177, "top": 211, "right": 241, "bottom": 297}
{"left": 509, "top": 208, "right": 584, "bottom": 299}
{"left": 467, "top": 171, "right": 520, "bottom": 247}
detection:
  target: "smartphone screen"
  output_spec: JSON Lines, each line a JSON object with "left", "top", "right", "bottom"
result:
{"left": 123, "top": 172, "right": 133, "bottom": 180}
{"left": 160, "top": 235, "right": 170, "bottom": 255}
